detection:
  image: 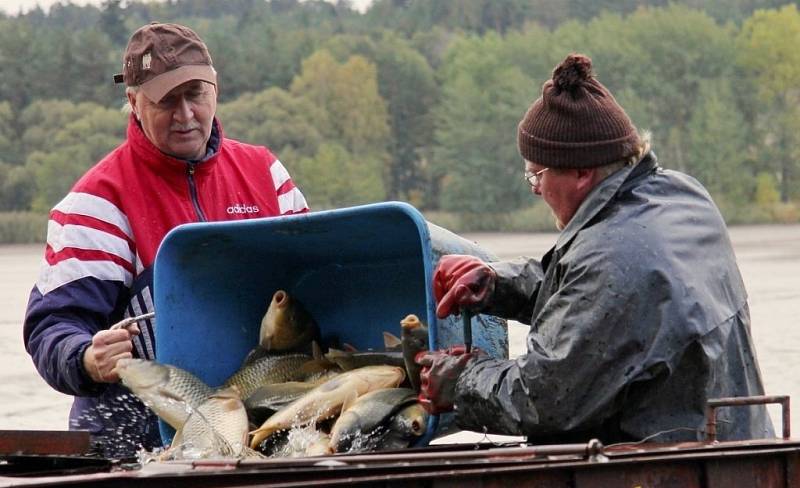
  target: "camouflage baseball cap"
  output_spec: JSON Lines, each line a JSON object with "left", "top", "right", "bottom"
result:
{"left": 113, "top": 22, "right": 217, "bottom": 103}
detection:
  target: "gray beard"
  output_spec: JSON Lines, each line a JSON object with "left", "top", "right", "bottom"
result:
{"left": 553, "top": 211, "right": 565, "bottom": 231}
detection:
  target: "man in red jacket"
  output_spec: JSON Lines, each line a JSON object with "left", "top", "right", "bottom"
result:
{"left": 23, "top": 22, "right": 308, "bottom": 457}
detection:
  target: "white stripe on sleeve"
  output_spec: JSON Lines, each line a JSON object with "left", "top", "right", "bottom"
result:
{"left": 269, "top": 159, "right": 291, "bottom": 191}
{"left": 37, "top": 258, "right": 133, "bottom": 295}
{"left": 278, "top": 187, "right": 308, "bottom": 215}
{"left": 47, "top": 220, "right": 134, "bottom": 264}
{"left": 54, "top": 192, "right": 132, "bottom": 239}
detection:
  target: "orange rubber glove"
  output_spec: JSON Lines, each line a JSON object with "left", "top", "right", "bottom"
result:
{"left": 415, "top": 345, "right": 484, "bottom": 415}
{"left": 433, "top": 255, "right": 496, "bottom": 319}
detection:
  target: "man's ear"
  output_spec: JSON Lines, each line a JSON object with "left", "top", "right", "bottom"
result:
{"left": 574, "top": 167, "right": 598, "bottom": 193}
{"left": 127, "top": 91, "right": 140, "bottom": 120}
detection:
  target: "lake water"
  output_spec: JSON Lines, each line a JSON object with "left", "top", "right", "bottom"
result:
{"left": 2, "top": 224, "right": 798, "bottom": 440}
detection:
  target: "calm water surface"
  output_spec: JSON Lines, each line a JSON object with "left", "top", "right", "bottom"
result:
{"left": 2, "top": 224, "right": 798, "bottom": 438}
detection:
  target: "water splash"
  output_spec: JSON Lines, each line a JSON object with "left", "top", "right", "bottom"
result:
{"left": 271, "top": 423, "right": 330, "bottom": 458}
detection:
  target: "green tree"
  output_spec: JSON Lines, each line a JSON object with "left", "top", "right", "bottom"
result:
{"left": 289, "top": 50, "right": 390, "bottom": 206}
{"left": 291, "top": 50, "right": 390, "bottom": 155}
{"left": 624, "top": 7, "right": 737, "bottom": 171}
{"left": 294, "top": 142, "right": 384, "bottom": 208}
{"left": 0, "top": 102, "right": 19, "bottom": 164}
{"left": 737, "top": 4, "right": 800, "bottom": 202}
{"left": 0, "top": 162, "right": 35, "bottom": 211}
{"left": 0, "top": 18, "right": 38, "bottom": 111}
{"left": 432, "top": 33, "right": 531, "bottom": 213}
{"left": 322, "top": 32, "right": 438, "bottom": 201}
{"left": 216, "top": 86, "right": 327, "bottom": 159}
{"left": 23, "top": 101, "right": 126, "bottom": 212}
{"left": 69, "top": 28, "right": 119, "bottom": 105}
{"left": 99, "top": 0, "right": 128, "bottom": 45}
{"left": 550, "top": 7, "right": 736, "bottom": 172}
{"left": 685, "top": 79, "right": 752, "bottom": 205}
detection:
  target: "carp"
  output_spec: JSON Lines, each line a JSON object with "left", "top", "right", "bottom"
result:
{"left": 324, "top": 348, "right": 406, "bottom": 371}
{"left": 244, "top": 381, "right": 318, "bottom": 426}
{"left": 259, "top": 290, "right": 319, "bottom": 352}
{"left": 249, "top": 365, "right": 406, "bottom": 449}
{"left": 224, "top": 353, "right": 312, "bottom": 400}
{"left": 379, "top": 402, "right": 429, "bottom": 450}
{"left": 295, "top": 341, "right": 341, "bottom": 382}
{"left": 165, "top": 387, "right": 253, "bottom": 460}
{"left": 400, "top": 314, "right": 429, "bottom": 391}
{"left": 114, "top": 358, "right": 212, "bottom": 430}
{"left": 328, "top": 387, "right": 419, "bottom": 453}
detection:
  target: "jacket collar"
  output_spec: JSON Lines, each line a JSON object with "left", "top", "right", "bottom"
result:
{"left": 127, "top": 114, "right": 223, "bottom": 176}
{"left": 555, "top": 151, "right": 659, "bottom": 251}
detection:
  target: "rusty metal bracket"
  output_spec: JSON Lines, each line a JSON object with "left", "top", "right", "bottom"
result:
{"left": 705, "top": 395, "right": 790, "bottom": 441}
{"left": 586, "top": 438, "right": 608, "bottom": 463}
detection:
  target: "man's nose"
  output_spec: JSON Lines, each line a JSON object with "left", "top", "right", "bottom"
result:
{"left": 173, "top": 96, "right": 193, "bottom": 122}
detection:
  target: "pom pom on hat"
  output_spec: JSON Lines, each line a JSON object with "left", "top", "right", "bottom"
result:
{"left": 552, "top": 54, "right": 594, "bottom": 96}
{"left": 517, "top": 53, "right": 640, "bottom": 169}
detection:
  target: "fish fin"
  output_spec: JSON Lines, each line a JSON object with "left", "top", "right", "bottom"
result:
{"left": 156, "top": 386, "right": 190, "bottom": 404}
{"left": 242, "top": 346, "right": 269, "bottom": 367}
{"left": 312, "top": 341, "right": 323, "bottom": 360}
{"left": 323, "top": 349, "right": 355, "bottom": 371}
{"left": 170, "top": 425, "right": 185, "bottom": 448}
{"left": 214, "top": 385, "right": 241, "bottom": 400}
{"left": 249, "top": 425, "right": 278, "bottom": 450}
{"left": 325, "top": 348, "right": 346, "bottom": 358}
{"left": 343, "top": 343, "right": 358, "bottom": 353}
{"left": 383, "top": 332, "right": 402, "bottom": 350}
{"left": 341, "top": 389, "right": 359, "bottom": 413}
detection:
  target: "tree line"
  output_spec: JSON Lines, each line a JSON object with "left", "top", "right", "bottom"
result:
{"left": 1, "top": 0, "right": 799, "bottom": 235}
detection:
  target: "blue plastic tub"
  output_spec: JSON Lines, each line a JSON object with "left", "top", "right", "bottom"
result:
{"left": 153, "top": 201, "right": 508, "bottom": 445}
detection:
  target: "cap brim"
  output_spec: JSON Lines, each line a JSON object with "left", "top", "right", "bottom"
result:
{"left": 140, "top": 64, "right": 217, "bottom": 103}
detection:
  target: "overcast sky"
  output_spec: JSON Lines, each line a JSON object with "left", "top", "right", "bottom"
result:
{"left": 0, "top": 0, "right": 373, "bottom": 16}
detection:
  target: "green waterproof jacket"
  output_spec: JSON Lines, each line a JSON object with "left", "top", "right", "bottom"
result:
{"left": 454, "top": 152, "right": 774, "bottom": 443}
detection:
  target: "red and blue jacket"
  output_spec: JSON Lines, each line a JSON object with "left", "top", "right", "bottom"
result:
{"left": 23, "top": 115, "right": 308, "bottom": 456}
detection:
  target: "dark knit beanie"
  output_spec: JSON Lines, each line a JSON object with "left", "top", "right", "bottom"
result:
{"left": 517, "top": 53, "right": 640, "bottom": 169}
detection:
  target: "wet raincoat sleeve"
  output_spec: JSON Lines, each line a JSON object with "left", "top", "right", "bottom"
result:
{"left": 457, "top": 255, "right": 640, "bottom": 435}
{"left": 449, "top": 156, "right": 771, "bottom": 442}
{"left": 452, "top": 237, "right": 703, "bottom": 438}
{"left": 483, "top": 257, "right": 545, "bottom": 325}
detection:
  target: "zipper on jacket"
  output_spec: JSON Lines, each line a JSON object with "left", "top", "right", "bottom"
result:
{"left": 187, "top": 164, "right": 207, "bottom": 222}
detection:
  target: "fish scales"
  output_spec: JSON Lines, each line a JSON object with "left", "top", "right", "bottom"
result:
{"left": 244, "top": 382, "right": 318, "bottom": 426}
{"left": 329, "top": 387, "right": 419, "bottom": 453}
{"left": 163, "top": 387, "right": 252, "bottom": 460}
{"left": 115, "top": 358, "right": 213, "bottom": 430}
{"left": 400, "top": 314, "right": 429, "bottom": 391}
{"left": 224, "top": 353, "right": 312, "bottom": 400}
{"left": 249, "top": 365, "right": 406, "bottom": 449}
{"left": 324, "top": 349, "right": 405, "bottom": 371}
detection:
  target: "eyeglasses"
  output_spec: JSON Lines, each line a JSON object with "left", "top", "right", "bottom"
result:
{"left": 523, "top": 167, "right": 549, "bottom": 188}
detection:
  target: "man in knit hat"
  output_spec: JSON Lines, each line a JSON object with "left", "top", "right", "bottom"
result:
{"left": 23, "top": 22, "right": 309, "bottom": 457}
{"left": 416, "top": 53, "right": 773, "bottom": 444}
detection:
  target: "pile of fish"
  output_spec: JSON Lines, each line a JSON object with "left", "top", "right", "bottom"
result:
{"left": 114, "top": 290, "right": 431, "bottom": 460}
